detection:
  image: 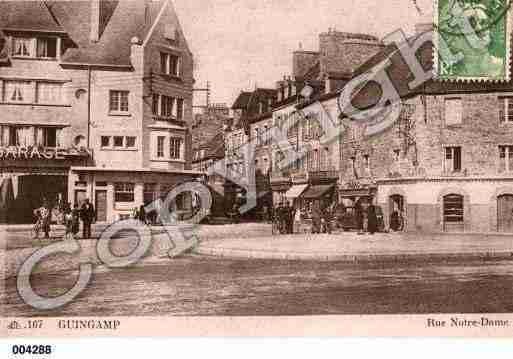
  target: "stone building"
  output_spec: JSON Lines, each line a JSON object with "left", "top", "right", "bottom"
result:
{"left": 191, "top": 103, "right": 230, "bottom": 152}
{"left": 0, "top": 0, "right": 201, "bottom": 224}
{"left": 264, "top": 30, "right": 383, "bottom": 208}
{"left": 340, "top": 26, "right": 513, "bottom": 233}
{"left": 225, "top": 88, "right": 276, "bottom": 216}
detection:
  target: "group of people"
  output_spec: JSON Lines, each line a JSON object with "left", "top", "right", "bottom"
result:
{"left": 33, "top": 198, "right": 96, "bottom": 241}
{"left": 273, "top": 201, "right": 297, "bottom": 234}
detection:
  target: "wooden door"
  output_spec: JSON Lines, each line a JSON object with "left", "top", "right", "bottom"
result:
{"left": 498, "top": 194, "right": 513, "bottom": 233}
{"left": 95, "top": 190, "right": 107, "bottom": 223}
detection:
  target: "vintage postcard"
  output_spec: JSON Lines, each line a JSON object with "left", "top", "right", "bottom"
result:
{"left": 2, "top": 0, "right": 513, "bottom": 342}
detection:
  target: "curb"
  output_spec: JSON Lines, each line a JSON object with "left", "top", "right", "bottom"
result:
{"left": 196, "top": 246, "right": 513, "bottom": 263}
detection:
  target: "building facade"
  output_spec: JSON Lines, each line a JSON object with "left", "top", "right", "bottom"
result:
{"left": 340, "top": 27, "right": 513, "bottom": 233}
{"left": 0, "top": 0, "right": 200, "bottom": 224}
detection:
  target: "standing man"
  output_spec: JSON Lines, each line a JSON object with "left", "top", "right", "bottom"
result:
{"left": 367, "top": 200, "right": 378, "bottom": 235}
{"left": 80, "top": 198, "right": 96, "bottom": 239}
{"left": 285, "top": 202, "right": 293, "bottom": 234}
{"left": 39, "top": 199, "right": 52, "bottom": 240}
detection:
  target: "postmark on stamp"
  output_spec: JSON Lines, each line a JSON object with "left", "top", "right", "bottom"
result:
{"left": 434, "top": 0, "right": 512, "bottom": 81}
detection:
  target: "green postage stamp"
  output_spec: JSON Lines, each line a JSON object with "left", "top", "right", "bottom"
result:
{"left": 434, "top": 0, "right": 512, "bottom": 81}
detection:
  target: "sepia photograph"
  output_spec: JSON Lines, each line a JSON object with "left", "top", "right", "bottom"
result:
{"left": 1, "top": 0, "right": 513, "bottom": 338}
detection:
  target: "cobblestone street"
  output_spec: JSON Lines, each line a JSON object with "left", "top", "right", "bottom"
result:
{"left": 4, "top": 254, "right": 513, "bottom": 317}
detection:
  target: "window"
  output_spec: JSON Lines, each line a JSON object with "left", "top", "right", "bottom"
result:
{"left": 113, "top": 136, "right": 124, "bottom": 148}
{"left": 161, "top": 95, "right": 175, "bottom": 117}
{"left": 499, "top": 97, "right": 513, "bottom": 123}
{"left": 169, "top": 138, "right": 181, "bottom": 159}
{"left": 37, "top": 82, "right": 62, "bottom": 104}
{"left": 363, "top": 154, "right": 370, "bottom": 171}
{"left": 12, "top": 37, "right": 33, "bottom": 57}
{"left": 125, "top": 136, "right": 136, "bottom": 149}
{"left": 443, "top": 194, "right": 464, "bottom": 223}
{"left": 0, "top": 126, "right": 17, "bottom": 146}
{"left": 157, "top": 136, "right": 165, "bottom": 158}
{"left": 36, "top": 37, "right": 57, "bottom": 58}
{"left": 445, "top": 98, "right": 462, "bottom": 126}
{"left": 1, "top": 126, "right": 34, "bottom": 146}
{"left": 393, "top": 149, "right": 401, "bottom": 162}
{"left": 445, "top": 146, "right": 462, "bottom": 172}
{"left": 36, "top": 127, "right": 58, "bottom": 147}
{"left": 4, "top": 80, "right": 31, "bottom": 103}
{"left": 101, "top": 136, "right": 111, "bottom": 148}
{"left": 114, "top": 183, "right": 135, "bottom": 203}
{"left": 12, "top": 37, "right": 58, "bottom": 59}
{"left": 160, "top": 52, "right": 180, "bottom": 76}
{"left": 499, "top": 145, "right": 513, "bottom": 173}
{"left": 176, "top": 98, "right": 184, "bottom": 120}
{"left": 152, "top": 93, "right": 159, "bottom": 115}
{"left": 109, "top": 90, "right": 129, "bottom": 113}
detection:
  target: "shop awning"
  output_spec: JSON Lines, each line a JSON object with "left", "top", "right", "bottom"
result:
{"left": 300, "top": 184, "right": 334, "bottom": 200}
{"left": 285, "top": 184, "right": 309, "bottom": 199}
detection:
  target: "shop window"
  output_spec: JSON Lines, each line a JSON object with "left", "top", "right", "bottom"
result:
{"left": 114, "top": 183, "right": 135, "bottom": 203}
{"left": 157, "top": 136, "right": 165, "bottom": 158}
{"left": 169, "top": 138, "right": 181, "bottom": 159}
{"left": 499, "top": 96, "right": 513, "bottom": 124}
{"left": 443, "top": 194, "right": 464, "bottom": 223}
{"left": 499, "top": 145, "right": 513, "bottom": 173}
{"left": 444, "top": 146, "right": 462, "bottom": 173}
{"left": 113, "top": 136, "right": 124, "bottom": 148}
{"left": 36, "top": 82, "right": 63, "bottom": 104}
{"left": 101, "top": 136, "right": 111, "bottom": 148}
{"left": 109, "top": 90, "right": 129, "bottom": 113}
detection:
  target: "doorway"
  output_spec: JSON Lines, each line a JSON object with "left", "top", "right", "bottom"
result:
{"left": 95, "top": 190, "right": 108, "bottom": 223}
{"left": 14, "top": 175, "right": 67, "bottom": 224}
{"left": 498, "top": 194, "right": 513, "bottom": 233}
{"left": 389, "top": 194, "right": 406, "bottom": 231}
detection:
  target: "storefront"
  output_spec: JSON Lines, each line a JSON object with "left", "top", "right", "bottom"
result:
{"left": 0, "top": 146, "right": 91, "bottom": 224}
{"left": 69, "top": 167, "right": 202, "bottom": 224}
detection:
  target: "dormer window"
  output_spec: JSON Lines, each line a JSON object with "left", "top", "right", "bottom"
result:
{"left": 13, "top": 37, "right": 32, "bottom": 57}
{"left": 36, "top": 37, "right": 57, "bottom": 58}
{"left": 12, "top": 36, "right": 58, "bottom": 59}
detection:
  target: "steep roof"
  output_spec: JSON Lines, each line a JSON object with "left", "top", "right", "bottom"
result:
{"left": 345, "top": 33, "right": 513, "bottom": 115}
{"left": 193, "top": 132, "right": 225, "bottom": 162}
{"left": 0, "top": 0, "right": 167, "bottom": 67}
{"left": 232, "top": 91, "right": 252, "bottom": 109}
{"left": 1, "top": 1, "right": 64, "bottom": 33}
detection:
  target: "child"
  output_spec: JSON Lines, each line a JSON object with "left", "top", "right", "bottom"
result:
{"left": 63, "top": 205, "right": 74, "bottom": 241}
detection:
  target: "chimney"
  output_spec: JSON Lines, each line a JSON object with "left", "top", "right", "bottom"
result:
{"left": 90, "top": 0, "right": 100, "bottom": 42}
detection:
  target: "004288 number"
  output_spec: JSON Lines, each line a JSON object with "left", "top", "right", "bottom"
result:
{"left": 12, "top": 345, "right": 52, "bottom": 355}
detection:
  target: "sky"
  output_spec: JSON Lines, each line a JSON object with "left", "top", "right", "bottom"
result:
{"left": 172, "top": 0, "right": 433, "bottom": 109}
